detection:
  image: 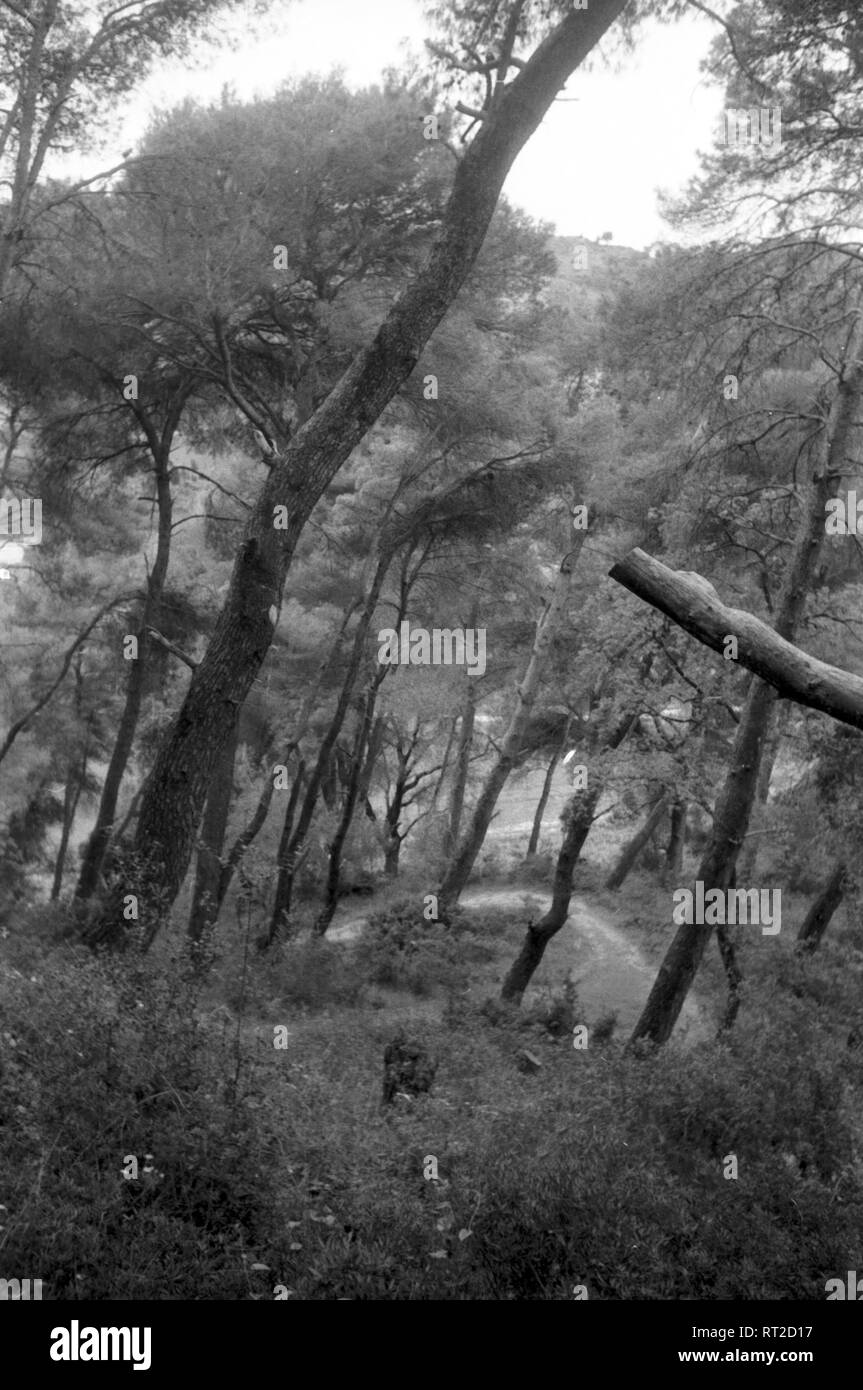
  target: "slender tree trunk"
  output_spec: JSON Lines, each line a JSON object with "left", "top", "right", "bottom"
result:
{"left": 268, "top": 550, "right": 392, "bottom": 943}
{"left": 796, "top": 862, "right": 847, "bottom": 954}
{"left": 628, "top": 311, "right": 863, "bottom": 1047}
{"left": 314, "top": 693, "right": 384, "bottom": 936}
{"left": 51, "top": 752, "right": 86, "bottom": 901}
{"left": 215, "top": 600, "right": 360, "bottom": 917}
{"left": 605, "top": 789, "right": 669, "bottom": 891}
{"left": 662, "top": 798, "right": 686, "bottom": 885}
{"left": 217, "top": 772, "right": 275, "bottom": 911}
{"left": 716, "top": 866, "right": 744, "bottom": 1033}
{"left": 76, "top": 427, "right": 179, "bottom": 899}
{"left": 500, "top": 711, "right": 635, "bottom": 1003}
{"left": 527, "top": 719, "right": 572, "bottom": 857}
{"left": 430, "top": 715, "right": 459, "bottom": 811}
{"left": 445, "top": 676, "right": 476, "bottom": 857}
{"left": 438, "top": 542, "right": 585, "bottom": 911}
{"left": 88, "top": 4, "right": 626, "bottom": 949}
{"left": 265, "top": 760, "right": 307, "bottom": 944}
{"left": 187, "top": 719, "right": 240, "bottom": 942}
{"left": 384, "top": 772, "right": 408, "bottom": 877}
{"left": 735, "top": 703, "right": 786, "bottom": 882}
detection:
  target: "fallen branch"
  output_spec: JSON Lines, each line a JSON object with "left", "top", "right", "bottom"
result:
{"left": 609, "top": 548, "right": 863, "bottom": 732}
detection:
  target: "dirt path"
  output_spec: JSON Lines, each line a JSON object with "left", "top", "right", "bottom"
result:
{"left": 327, "top": 883, "right": 708, "bottom": 1044}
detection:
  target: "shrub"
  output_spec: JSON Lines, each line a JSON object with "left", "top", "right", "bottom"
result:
{"left": 0, "top": 943, "right": 286, "bottom": 1299}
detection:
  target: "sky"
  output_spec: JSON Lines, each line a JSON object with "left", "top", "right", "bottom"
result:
{"left": 90, "top": 0, "right": 727, "bottom": 251}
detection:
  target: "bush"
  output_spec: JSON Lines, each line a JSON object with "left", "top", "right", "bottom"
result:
{"left": 0, "top": 943, "right": 287, "bottom": 1299}
{"left": 354, "top": 897, "right": 461, "bottom": 995}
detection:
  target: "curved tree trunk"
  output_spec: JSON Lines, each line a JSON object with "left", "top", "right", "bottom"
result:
{"left": 501, "top": 785, "right": 600, "bottom": 1003}
{"left": 796, "top": 862, "right": 847, "bottom": 954}
{"left": 86, "top": 3, "right": 626, "bottom": 949}
{"left": 500, "top": 710, "right": 635, "bottom": 1003}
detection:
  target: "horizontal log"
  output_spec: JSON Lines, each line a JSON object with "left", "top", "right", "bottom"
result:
{"left": 608, "top": 548, "right": 863, "bottom": 732}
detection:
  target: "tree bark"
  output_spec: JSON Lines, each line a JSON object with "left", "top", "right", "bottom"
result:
{"left": 500, "top": 786, "right": 600, "bottom": 1003}
{"left": 662, "top": 797, "right": 686, "bottom": 885}
{"left": 627, "top": 310, "right": 863, "bottom": 1047}
{"left": 605, "top": 788, "right": 669, "bottom": 890}
{"left": 267, "top": 550, "right": 392, "bottom": 942}
{"left": 51, "top": 750, "right": 86, "bottom": 901}
{"left": 314, "top": 696, "right": 385, "bottom": 936}
{"left": 609, "top": 549, "right": 863, "bottom": 734}
{"left": 430, "top": 714, "right": 459, "bottom": 811}
{"left": 445, "top": 674, "right": 477, "bottom": 858}
{"left": 527, "top": 715, "right": 572, "bottom": 856}
{"left": 90, "top": 1, "right": 627, "bottom": 947}
{"left": 265, "top": 759, "right": 307, "bottom": 945}
{"left": 796, "top": 862, "right": 847, "bottom": 954}
{"left": 500, "top": 711, "right": 635, "bottom": 1004}
{"left": 187, "top": 718, "right": 240, "bottom": 942}
{"left": 76, "top": 419, "right": 179, "bottom": 899}
{"left": 735, "top": 703, "right": 786, "bottom": 882}
{"left": 438, "top": 542, "right": 585, "bottom": 910}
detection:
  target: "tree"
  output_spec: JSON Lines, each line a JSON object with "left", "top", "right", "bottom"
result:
{"left": 84, "top": 0, "right": 632, "bottom": 947}
{"left": 620, "top": 307, "right": 863, "bottom": 1046}
{"left": 0, "top": 0, "right": 249, "bottom": 299}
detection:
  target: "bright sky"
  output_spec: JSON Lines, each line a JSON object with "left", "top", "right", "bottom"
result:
{"left": 101, "top": 0, "right": 726, "bottom": 251}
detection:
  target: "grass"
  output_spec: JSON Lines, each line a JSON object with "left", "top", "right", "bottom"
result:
{"left": 1, "top": 828, "right": 862, "bottom": 1300}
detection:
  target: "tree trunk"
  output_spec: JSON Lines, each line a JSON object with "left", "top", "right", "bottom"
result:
{"left": 438, "top": 543, "right": 584, "bottom": 910}
{"left": 627, "top": 311, "right": 863, "bottom": 1047}
{"left": 662, "top": 797, "right": 686, "bottom": 885}
{"left": 268, "top": 550, "right": 392, "bottom": 943}
{"left": 605, "top": 789, "right": 669, "bottom": 891}
{"left": 501, "top": 786, "right": 600, "bottom": 1003}
{"left": 445, "top": 676, "right": 476, "bottom": 857}
{"left": 796, "top": 862, "right": 847, "bottom": 954}
{"left": 430, "top": 714, "right": 459, "bottom": 811}
{"left": 527, "top": 719, "right": 572, "bottom": 857}
{"left": 76, "top": 428, "right": 177, "bottom": 899}
{"left": 187, "top": 718, "right": 240, "bottom": 942}
{"left": 314, "top": 694, "right": 384, "bottom": 936}
{"left": 215, "top": 599, "right": 360, "bottom": 917}
{"left": 87, "top": 3, "right": 626, "bottom": 948}
{"left": 735, "top": 704, "right": 786, "bottom": 882}
{"left": 500, "top": 711, "right": 635, "bottom": 1004}
{"left": 265, "top": 760, "right": 307, "bottom": 944}
{"left": 51, "top": 753, "right": 85, "bottom": 901}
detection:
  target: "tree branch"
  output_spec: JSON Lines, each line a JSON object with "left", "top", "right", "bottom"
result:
{"left": 609, "top": 548, "right": 863, "bottom": 732}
